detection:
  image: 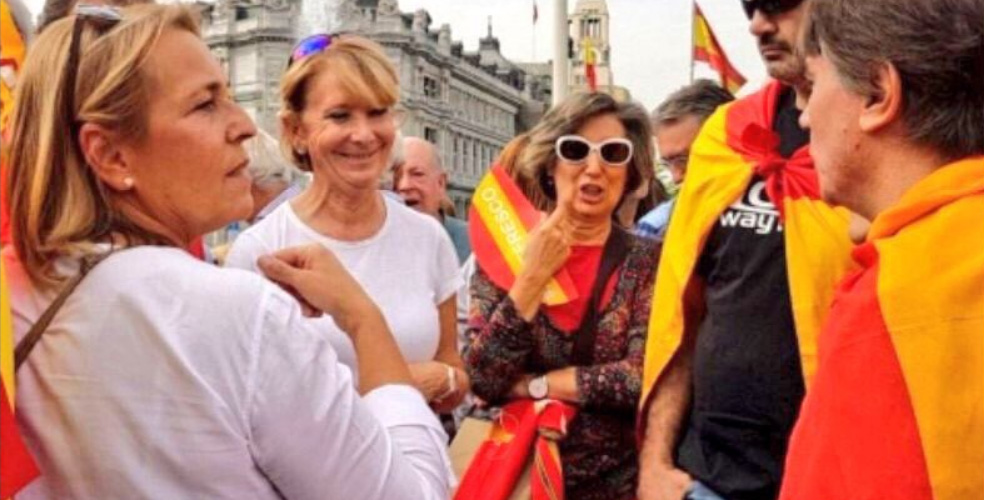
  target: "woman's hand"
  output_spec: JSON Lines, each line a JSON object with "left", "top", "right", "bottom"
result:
{"left": 257, "top": 244, "right": 376, "bottom": 334}
{"left": 409, "top": 361, "right": 466, "bottom": 413}
{"left": 508, "top": 202, "right": 573, "bottom": 320}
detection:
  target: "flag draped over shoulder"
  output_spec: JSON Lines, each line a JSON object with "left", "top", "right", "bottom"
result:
{"left": 639, "top": 80, "right": 854, "bottom": 427}
{"left": 469, "top": 166, "right": 578, "bottom": 311}
{"left": 1, "top": 257, "right": 40, "bottom": 498}
{"left": 781, "top": 157, "right": 984, "bottom": 500}
{"left": 1, "top": 0, "right": 32, "bottom": 247}
{"left": 693, "top": 3, "right": 745, "bottom": 94}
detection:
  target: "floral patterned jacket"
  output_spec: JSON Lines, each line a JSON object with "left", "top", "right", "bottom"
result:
{"left": 465, "top": 233, "right": 660, "bottom": 500}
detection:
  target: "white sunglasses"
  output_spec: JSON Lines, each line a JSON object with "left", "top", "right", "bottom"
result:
{"left": 555, "top": 135, "right": 634, "bottom": 166}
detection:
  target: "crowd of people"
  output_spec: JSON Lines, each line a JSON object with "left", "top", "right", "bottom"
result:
{"left": 0, "top": 0, "right": 981, "bottom": 499}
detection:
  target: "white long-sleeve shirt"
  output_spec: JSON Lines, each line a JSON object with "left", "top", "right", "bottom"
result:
{"left": 3, "top": 246, "right": 452, "bottom": 499}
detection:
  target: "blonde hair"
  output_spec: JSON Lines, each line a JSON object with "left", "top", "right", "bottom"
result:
{"left": 6, "top": 4, "right": 199, "bottom": 286}
{"left": 279, "top": 35, "right": 399, "bottom": 171}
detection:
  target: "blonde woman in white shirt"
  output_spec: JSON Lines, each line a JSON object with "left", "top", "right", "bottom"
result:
{"left": 225, "top": 34, "right": 468, "bottom": 413}
{"left": 4, "top": 4, "right": 451, "bottom": 498}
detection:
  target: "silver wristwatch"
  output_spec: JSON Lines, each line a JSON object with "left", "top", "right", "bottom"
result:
{"left": 527, "top": 374, "right": 549, "bottom": 400}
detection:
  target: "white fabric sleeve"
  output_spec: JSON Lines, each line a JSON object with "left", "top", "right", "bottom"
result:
{"left": 433, "top": 228, "right": 464, "bottom": 305}
{"left": 224, "top": 233, "right": 268, "bottom": 272}
{"left": 245, "top": 290, "right": 453, "bottom": 500}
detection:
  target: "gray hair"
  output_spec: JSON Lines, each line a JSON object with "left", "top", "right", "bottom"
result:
{"left": 651, "top": 79, "right": 734, "bottom": 131}
{"left": 246, "top": 130, "right": 298, "bottom": 186}
{"left": 803, "top": 0, "right": 984, "bottom": 159}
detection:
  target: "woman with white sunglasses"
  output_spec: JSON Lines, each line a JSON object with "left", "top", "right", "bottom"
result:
{"left": 464, "top": 92, "right": 660, "bottom": 500}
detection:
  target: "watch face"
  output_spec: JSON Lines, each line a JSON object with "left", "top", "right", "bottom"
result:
{"left": 528, "top": 376, "right": 548, "bottom": 400}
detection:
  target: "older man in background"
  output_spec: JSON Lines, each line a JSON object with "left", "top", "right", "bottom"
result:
{"left": 636, "top": 79, "right": 734, "bottom": 240}
{"left": 393, "top": 136, "right": 471, "bottom": 264}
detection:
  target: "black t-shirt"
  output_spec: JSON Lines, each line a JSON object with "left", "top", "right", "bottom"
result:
{"left": 675, "top": 88, "right": 808, "bottom": 500}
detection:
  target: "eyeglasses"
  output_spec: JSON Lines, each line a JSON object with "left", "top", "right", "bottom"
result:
{"left": 555, "top": 135, "right": 634, "bottom": 166}
{"left": 64, "top": 4, "right": 122, "bottom": 146}
{"left": 740, "top": 0, "right": 805, "bottom": 19}
{"left": 288, "top": 33, "right": 342, "bottom": 67}
{"left": 657, "top": 153, "right": 689, "bottom": 172}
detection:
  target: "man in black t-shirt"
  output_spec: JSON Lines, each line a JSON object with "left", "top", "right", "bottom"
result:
{"left": 638, "top": 1, "right": 855, "bottom": 500}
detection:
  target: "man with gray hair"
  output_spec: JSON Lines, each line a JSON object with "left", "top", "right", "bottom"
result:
{"left": 392, "top": 136, "right": 471, "bottom": 263}
{"left": 246, "top": 130, "right": 302, "bottom": 224}
{"left": 636, "top": 79, "right": 734, "bottom": 240}
{"left": 780, "top": 0, "right": 984, "bottom": 498}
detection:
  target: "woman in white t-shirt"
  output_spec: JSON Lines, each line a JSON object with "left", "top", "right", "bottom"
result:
{"left": 226, "top": 35, "right": 468, "bottom": 413}
{"left": 4, "top": 5, "right": 451, "bottom": 498}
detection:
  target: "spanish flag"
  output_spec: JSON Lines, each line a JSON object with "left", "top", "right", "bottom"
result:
{"left": 469, "top": 165, "right": 578, "bottom": 310}
{"left": 1, "top": 258, "right": 40, "bottom": 497}
{"left": 639, "top": 80, "right": 855, "bottom": 427}
{"left": 693, "top": 3, "right": 745, "bottom": 94}
{"left": 780, "top": 157, "right": 984, "bottom": 500}
{"left": 455, "top": 400, "right": 577, "bottom": 500}
{"left": 583, "top": 37, "right": 597, "bottom": 92}
{"left": 1, "top": 0, "right": 32, "bottom": 247}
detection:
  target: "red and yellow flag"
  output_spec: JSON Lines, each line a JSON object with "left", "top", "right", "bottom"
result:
{"left": 781, "top": 157, "right": 984, "bottom": 500}
{"left": 455, "top": 400, "right": 577, "bottom": 500}
{"left": 1, "top": 0, "right": 32, "bottom": 247}
{"left": 469, "top": 165, "right": 578, "bottom": 308}
{"left": 693, "top": 3, "right": 745, "bottom": 94}
{"left": 639, "top": 80, "right": 855, "bottom": 429}
{"left": 1, "top": 256, "right": 40, "bottom": 497}
{"left": 583, "top": 37, "right": 597, "bottom": 92}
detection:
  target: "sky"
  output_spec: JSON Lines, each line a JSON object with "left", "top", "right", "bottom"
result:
{"left": 19, "top": 0, "right": 768, "bottom": 111}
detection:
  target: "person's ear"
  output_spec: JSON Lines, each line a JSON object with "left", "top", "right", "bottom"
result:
{"left": 281, "top": 113, "right": 307, "bottom": 156}
{"left": 78, "top": 123, "right": 135, "bottom": 192}
{"left": 859, "top": 62, "right": 903, "bottom": 134}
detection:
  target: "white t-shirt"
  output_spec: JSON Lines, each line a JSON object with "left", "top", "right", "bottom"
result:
{"left": 225, "top": 195, "right": 463, "bottom": 373}
{"left": 4, "top": 246, "right": 452, "bottom": 499}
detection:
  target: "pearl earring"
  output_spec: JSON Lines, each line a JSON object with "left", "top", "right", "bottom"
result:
{"left": 123, "top": 177, "right": 134, "bottom": 189}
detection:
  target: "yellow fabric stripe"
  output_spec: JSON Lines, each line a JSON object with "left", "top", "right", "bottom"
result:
{"left": 1, "top": 257, "right": 15, "bottom": 405}
{"left": 782, "top": 198, "right": 854, "bottom": 379}
{"left": 875, "top": 159, "right": 984, "bottom": 499}
{"left": 641, "top": 104, "right": 751, "bottom": 404}
{"left": 1, "top": 0, "right": 28, "bottom": 129}
{"left": 693, "top": 10, "right": 716, "bottom": 56}
{"left": 472, "top": 175, "right": 570, "bottom": 305}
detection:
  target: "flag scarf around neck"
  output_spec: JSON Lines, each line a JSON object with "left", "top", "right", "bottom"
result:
{"left": 639, "top": 80, "right": 855, "bottom": 424}
{"left": 693, "top": 3, "right": 745, "bottom": 94}
{"left": 1, "top": 257, "right": 40, "bottom": 497}
{"left": 469, "top": 165, "right": 578, "bottom": 311}
{"left": 455, "top": 399, "right": 578, "bottom": 500}
{"left": 781, "top": 157, "right": 984, "bottom": 500}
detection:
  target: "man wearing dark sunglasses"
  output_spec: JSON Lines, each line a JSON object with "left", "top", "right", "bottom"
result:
{"left": 639, "top": 1, "right": 855, "bottom": 500}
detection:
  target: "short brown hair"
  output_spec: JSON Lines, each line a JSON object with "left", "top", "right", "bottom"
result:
{"left": 519, "top": 92, "right": 655, "bottom": 214}
{"left": 803, "top": 0, "right": 984, "bottom": 159}
{"left": 651, "top": 79, "right": 734, "bottom": 132}
{"left": 279, "top": 36, "right": 399, "bottom": 171}
{"left": 37, "top": 0, "right": 154, "bottom": 33}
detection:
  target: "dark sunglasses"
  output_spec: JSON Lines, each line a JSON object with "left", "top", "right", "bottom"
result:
{"left": 288, "top": 33, "right": 342, "bottom": 67}
{"left": 555, "top": 135, "right": 634, "bottom": 166}
{"left": 741, "top": 0, "right": 805, "bottom": 19}
{"left": 65, "top": 4, "right": 123, "bottom": 147}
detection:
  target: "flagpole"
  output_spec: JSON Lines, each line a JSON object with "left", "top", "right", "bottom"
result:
{"left": 689, "top": 1, "right": 696, "bottom": 83}
{"left": 532, "top": 1, "right": 537, "bottom": 61}
{"left": 552, "top": 0, "right": 569, "bottom": 105}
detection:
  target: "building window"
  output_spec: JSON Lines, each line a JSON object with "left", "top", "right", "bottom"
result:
{"left": 235, "top": 6, "right": 249, "bottom": 20}
{"left": 424, "top": 127, "right": 439, "bottom": 144}
{"left": 423, "top": 76, "right": 440, "bottom": 98}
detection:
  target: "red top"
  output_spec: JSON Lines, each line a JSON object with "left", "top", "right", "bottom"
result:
{"left": 544, "top": 245, "right": 618, "bottom": 332}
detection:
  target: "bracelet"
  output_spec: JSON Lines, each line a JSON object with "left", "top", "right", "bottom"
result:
{"left": 439, "top": 364, "right": 458, "bottom": 400}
